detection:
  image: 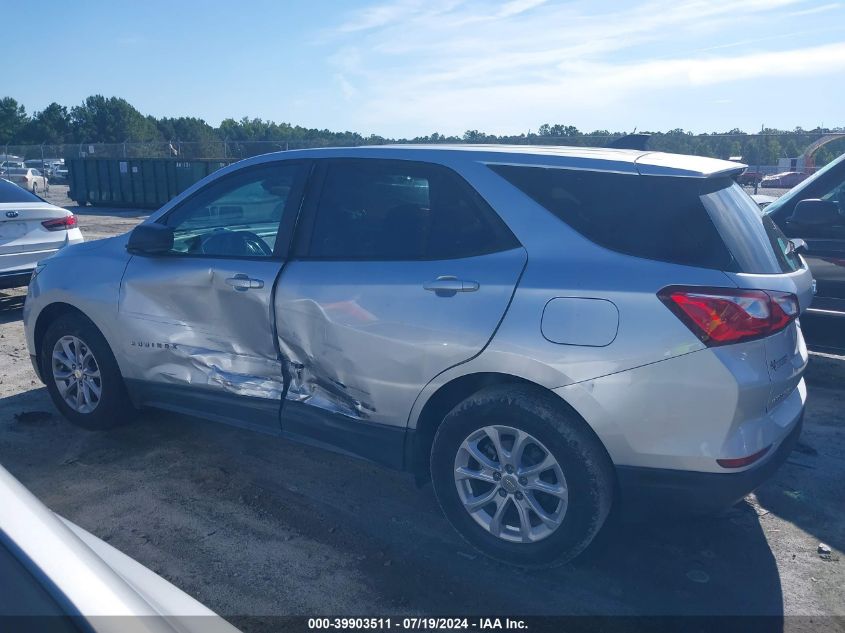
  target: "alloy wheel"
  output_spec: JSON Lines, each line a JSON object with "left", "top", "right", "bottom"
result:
{"left": 453, "top": 425, "right": 568, "bottom": 543}
{"left": 51, "top": 335, "right": 102, "bottom": 414}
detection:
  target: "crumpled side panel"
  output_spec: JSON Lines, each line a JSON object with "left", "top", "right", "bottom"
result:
{"left": 118, "top": 258, "right": 288, "bottom": 400}
{"left": 276, "top": 298, "right": 379, "bottom": 420}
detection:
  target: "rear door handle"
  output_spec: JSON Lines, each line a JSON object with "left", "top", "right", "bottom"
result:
{"left": 424, "top": 275, "right": 479, "bottom": 295}
{"left": 225, "top": 274, "right": 264, "bottom": 291}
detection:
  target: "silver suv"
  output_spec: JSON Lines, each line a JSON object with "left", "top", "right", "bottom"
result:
{"left": 23, "top": 146, "right": 813, "bottom": 566}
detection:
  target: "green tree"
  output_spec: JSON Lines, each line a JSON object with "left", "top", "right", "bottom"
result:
{"left": 24, "top": 103, "right": 71, "bottom": 144}
{"left": 156, "top": 116, "right": 221, "bottom": 157}
{"left": 69, "top": 95, "right": 161, "bottom": 143}
{"left": 0, "top": 97, "right": 28, "bottom": 143}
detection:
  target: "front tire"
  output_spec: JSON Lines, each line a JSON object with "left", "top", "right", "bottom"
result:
{"left": 430, "top": 385, "right": 614, "bottom": 568}
{"left": 42, "top": 313, "right": 135, "bottom": 430}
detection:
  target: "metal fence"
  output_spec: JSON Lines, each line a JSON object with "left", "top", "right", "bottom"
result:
{"left": 3, "top": 132, "right": 844, "bottom": 167}
{"left": 1, "top": 140, "right": 324, "bottom": 162}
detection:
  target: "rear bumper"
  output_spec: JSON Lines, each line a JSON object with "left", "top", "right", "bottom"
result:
{"left": 0, "top": 268, "right": 34, "bottom": 289}
{"left": 615, "top": 412, "right": 802, "bottom": 520}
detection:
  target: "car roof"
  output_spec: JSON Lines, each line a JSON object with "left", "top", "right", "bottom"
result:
{"left": 239, "top": 144, "right": 745, "bottom": 179}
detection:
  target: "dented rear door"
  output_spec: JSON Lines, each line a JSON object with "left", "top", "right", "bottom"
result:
{"left": 274, "top": 158, "right": 526, "bottom": 463}
{"left": 117, "top": 161, "right": 310, "bottom": 433}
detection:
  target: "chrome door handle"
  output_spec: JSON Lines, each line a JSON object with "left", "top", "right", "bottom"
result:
{"left": 424, "top": 275, "right": 479, "bottom": 295}
{"left": 225, "top": 274, "right": 264, "bottom": 291}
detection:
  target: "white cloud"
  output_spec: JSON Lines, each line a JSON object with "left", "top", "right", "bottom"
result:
{"left": 335, "top": 0, "right": 427, "bottom": 33}
{"left": 496, "top": 0, "right": 550, "bottom": 18}
{"left": 334, "top": 74, "right": 359, "bottom": 100}
{"left": 323, "top": 0, "right": 845, "bottom": 135}
{"left": 787, "top": 2, "right": 841, "bottom": 16}
{"left": 334, "top": 0, "right": 468, "bottom": 33}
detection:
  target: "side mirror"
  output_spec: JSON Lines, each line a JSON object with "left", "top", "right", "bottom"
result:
{"left": 127, "top": 223, "right": 174, "bottom": 255}
{"left": 789, "top": 238, "right": 808, "bottom": 254}
{"left": 787, "top": 199, "right": 840, "bottom": 228}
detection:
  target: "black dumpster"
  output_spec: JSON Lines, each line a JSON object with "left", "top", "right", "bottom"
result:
{"left": 67, "top": 158, "right": 232, "bottom": 208}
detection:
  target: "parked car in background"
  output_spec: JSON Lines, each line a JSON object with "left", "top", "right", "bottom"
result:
{"left": 0, "top": 464, "right": 239, "bottom": 631}
{"left": 737, "top": 170, "right": 765, "bottom": 186}
{"left": 5, "top": 167, "right": 49, "bottom": 194}
{"left": 750, "top": 193, "right": 777, "bottom": 209}
{"left": 0, "top": 178, "right": 83, "bottom": 289}
{"left": 24, "top": 146, "right": 811, "bottom": 567}
{"left": 761, "top": 171, "right": 810, "bottom": 188}
{"left": 0, "top": 160, "right": 25, "bottom": 174}
{"left": 764, "top": 152, "right": 845, "bottom": 318}
{"left": 24, "top": 159, "right": 64, "bottom": 178}
{"left": 51, "top": 166, "right": 69, "bottom": 182}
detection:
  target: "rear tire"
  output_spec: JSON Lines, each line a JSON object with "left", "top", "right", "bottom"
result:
{"left": 31, "top": 182, "right": 38, "bottom": 194}
{"left": 41, "top": 313, "right": 136, "bottom": 430}
{"left": 430, "top": 385, "right": 614, "bottom": 568}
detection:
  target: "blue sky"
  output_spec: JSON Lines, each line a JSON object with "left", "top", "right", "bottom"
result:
{"left": 3, "top": 0, "right": 845, "bottom": 137}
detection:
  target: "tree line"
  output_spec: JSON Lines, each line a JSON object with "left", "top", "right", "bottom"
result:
{"left": 2, "top": 95, "right": 844, "bottom": 166}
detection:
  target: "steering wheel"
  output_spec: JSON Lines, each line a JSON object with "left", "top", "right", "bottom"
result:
{"left": 199, "top": 229, "right": 273, "bottom": 257}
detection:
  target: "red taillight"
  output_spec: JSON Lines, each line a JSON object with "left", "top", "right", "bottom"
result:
{"left": 717, "top": 445, "right": 771, "bottom": 468}
{"left": 658, "top": 285, "right": 799, "bottom": 346}
{"left": 41, "top": 215, "right": 78, "bottom": 231}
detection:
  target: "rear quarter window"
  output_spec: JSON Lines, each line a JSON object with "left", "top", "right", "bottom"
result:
{"left": 700, "top": 180, "right": 802, "bottom": 273}
{"left": 490, "top": 165, "right": 737, "bottom": 271}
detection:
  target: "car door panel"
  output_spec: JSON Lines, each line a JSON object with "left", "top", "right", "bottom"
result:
{"left": 800, "top": 237, "right": 845, "bottom": 305}
{"left": 769, "top": 158, "right": 845, "bottom": 309}
{"left": 116, "top": 160, "right": 309, "bottom": 432}
{"left": 275, "top": 248, "right": 527, "bottom": 430}
{"left": 273, "top": 158, "right": 527, "bottom": 457}
{"left": 119, "top": 256, "right": 285, "bottom": 400}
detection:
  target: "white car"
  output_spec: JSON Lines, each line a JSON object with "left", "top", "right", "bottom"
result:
{"left": 750, "top": 193, "right": 777, "bottom": 209}
{"left": 0, "top": 160, "right": 25, "bottom": 172}
{"left": 0, "top": 464, "right": 240, "bottom": 631}
{"left": 5, "top": 167, "right": 49, "bottom": 194}
{"left": 0, "top": 178, "right": 83, "bottom": 289}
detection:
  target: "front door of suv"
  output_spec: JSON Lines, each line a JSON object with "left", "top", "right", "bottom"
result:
{"left": 118, "top": 161, "right": 309, "bottom": 432}
{"left": 768, "top": 158, "right": 845, "bottom": 314}
{"left": 274, "top": 159, "right": 527, "bottom": 466}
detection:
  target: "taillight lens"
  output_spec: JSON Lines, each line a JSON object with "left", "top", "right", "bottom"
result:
{"left": 717, "top": 445, "right": 771, "bottom": 468}
{"left": 41, "top": 215, "right": 78, "bottom": 231}
{"left": 658, "top": 285, "right": 799, "bottom": 346}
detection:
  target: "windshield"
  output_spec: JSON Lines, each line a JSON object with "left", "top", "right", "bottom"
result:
{"left": 702, "top": 181, "right": 802, "bottom": 273}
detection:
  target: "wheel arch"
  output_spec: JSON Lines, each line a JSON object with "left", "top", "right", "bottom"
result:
{"left": 405, "top": 372, "right": 613, "bottom": 482}
{"left": 34, "top": 302, "right": 96, "bottom": 376}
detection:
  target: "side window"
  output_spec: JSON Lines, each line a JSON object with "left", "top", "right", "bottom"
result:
{"left": 307, "top": 160, "right": 518, "bottom": 260}
{"left": 164, "top": 162, "right": 302, "bottom": 258}
{"left": 820, "top": 181, "right": 845, "bottom": 224}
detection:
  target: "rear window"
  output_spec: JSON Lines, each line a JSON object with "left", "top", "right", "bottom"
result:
{"left": 490, "top": 165, "right": 801, "bottom": 274}
{"left": 700, "top": 180, "right": 802, "bottom": 274}
{"left": 0, "top": 178, "right": 40, "bottom": 203}
{"left": 490, "top": 165, "right": 736, "bottom": 270}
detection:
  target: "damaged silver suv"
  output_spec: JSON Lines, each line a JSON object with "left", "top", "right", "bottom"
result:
{"left": 24, "top": 146, "right": 813, "bottom": 566}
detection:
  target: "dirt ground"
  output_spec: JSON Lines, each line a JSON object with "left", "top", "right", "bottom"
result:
{"left": 0, "top": 187, "right": 843, "bottom": 631}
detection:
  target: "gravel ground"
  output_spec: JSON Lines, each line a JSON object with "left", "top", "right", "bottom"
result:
{"left": 0, "top": 185, "right": 842, "bottom": 630}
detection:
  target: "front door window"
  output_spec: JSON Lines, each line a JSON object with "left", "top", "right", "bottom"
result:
{"left": 164, "top": 163, "right": 301, "bottom": 258}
